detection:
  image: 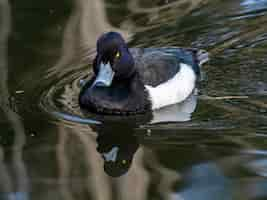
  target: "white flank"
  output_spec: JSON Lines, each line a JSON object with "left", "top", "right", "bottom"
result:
{"left": 145, "top": 63, "right": 196, "bottom": 110}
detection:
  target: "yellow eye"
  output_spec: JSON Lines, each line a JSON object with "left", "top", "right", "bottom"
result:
{"left": 122, "top": 160, "right": 126, "bottom": 164}
{"left": 115, "top": 51, "right": 120, "bottom": 59}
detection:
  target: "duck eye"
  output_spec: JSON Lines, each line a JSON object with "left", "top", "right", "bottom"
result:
{"left": 115, "top": 51, "right": 120, "bottom": 59}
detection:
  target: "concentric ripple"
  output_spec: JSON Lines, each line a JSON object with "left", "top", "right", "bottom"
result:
{"left": 39, "top": 64, "right": 103, "bottom": 125}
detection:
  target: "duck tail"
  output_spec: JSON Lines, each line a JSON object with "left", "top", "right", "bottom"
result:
{"left": 196, "top": 49, "right": 209, "bottom": 67}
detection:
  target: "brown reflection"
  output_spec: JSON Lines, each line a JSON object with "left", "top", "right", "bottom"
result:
{"left": 57, "top": 127, "right": 74, "bottom": 200}
{"left": 73, "top": 127, "right": 111, "bottom": 200}
{"left": 47, "top": 0, "right": 130, "bottom": 78}
{"left": 0, "top": 0, "right": 29, "bottom": 198}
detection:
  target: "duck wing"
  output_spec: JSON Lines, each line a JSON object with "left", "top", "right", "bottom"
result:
{"left": 130, "top": 47, "right": 208, "bottom": 87}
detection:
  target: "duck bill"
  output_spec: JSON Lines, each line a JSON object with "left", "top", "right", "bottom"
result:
{"left": 93, "top": 62, "right": 115, "bottom": 87}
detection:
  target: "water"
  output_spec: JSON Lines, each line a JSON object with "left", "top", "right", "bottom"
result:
{"left": 1, "top": 0, "right": 267, "bottom": 199}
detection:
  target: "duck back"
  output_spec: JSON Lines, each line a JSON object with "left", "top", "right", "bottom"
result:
{"left": 130, "top": 47, "right": 203, "bottom": 87}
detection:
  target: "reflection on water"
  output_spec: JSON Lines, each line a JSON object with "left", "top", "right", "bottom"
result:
{"left": 1, "top": 0, "right": 267, "bottom": 199}
{"left": 91, "top": 93, "right": 197, "bottom": 177}
{"left": 0, "top": 0, "right": 29, "bottom": 199}
{"left": 95, "top": 126, "right": 139, "bottom": 177}
{"left": 151, "top": 92, "right": 197, "bottom": 124}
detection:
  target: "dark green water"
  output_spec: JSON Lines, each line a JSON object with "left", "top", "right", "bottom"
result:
{"left": 1, "top": 0, "right": 267, "bottom": 199}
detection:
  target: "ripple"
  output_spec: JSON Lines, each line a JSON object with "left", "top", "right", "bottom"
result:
{"left": 39, "top": 58, "right": 95, "bottom": 125}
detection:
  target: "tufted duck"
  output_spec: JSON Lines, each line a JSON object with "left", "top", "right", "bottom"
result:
{"left": 79, "top": 32, "right": 208, "bottom": 115}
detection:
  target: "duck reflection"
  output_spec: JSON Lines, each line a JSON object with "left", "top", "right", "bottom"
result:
{"left": 150, "top": 92, "right": 197, "bottom": 124}
{"left": 90, "top": 92, "right": 197, "bottom": 177}
{"left": 95, "top": 128, "right": 139, "bottom": 177}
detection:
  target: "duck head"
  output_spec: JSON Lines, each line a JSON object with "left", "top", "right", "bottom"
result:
{"left": 92, "top": 32, "right": 135, "bottom": 87}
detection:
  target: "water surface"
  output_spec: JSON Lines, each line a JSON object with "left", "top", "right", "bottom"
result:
{"left": 1, "top": 0, "right": 267, "bottom": 199}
